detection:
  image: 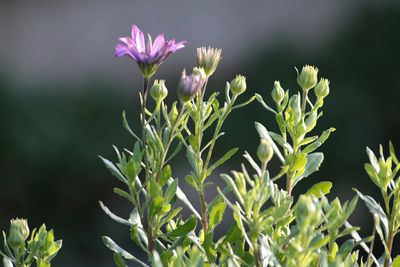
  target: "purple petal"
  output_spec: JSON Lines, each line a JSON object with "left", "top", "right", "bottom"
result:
{"left": 169, "top": 40, "right": 186, "bottom": 52}
{"left": 152, "top": 34, "right": 166, "bottom": 53}
{"left": 131, "top": 25, "right": 145, "bottom": 53}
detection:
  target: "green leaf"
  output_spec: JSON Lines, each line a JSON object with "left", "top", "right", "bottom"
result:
{"left": 354, "top": 189, "right": 389, "bottom": 238}
{"left": 165, "top": 179, "right": 178, "bottom": 203}
{"left": 113, "top": 188, "right": 134, "bottom": 204}
{"left": 254, "top": 122, "right": 285, "bottom": 164}
{"left": 306, "top": 181, "right": 332, "bottom": 197}
{"left": 102, "top": 236, "right": 148, "bottom": 267}
{"left": 390, "top": 141, "right": 399, "bottom": 165}
{"left": 2, "top": 257, "right": 13, "bottom": 267}
{"left": 160, "top": 165, "right": 172, "bottom": 186}
{"left": 208, "top": 148, "right": 239, "bottom": 174}
{"left": 186, "top": 146, "right": 198, "bottom": 175}
{"left": 122, "top": 111, "right": 141, "bottom": 142}
{"left": 295, "top": 152, "right": 324, "bottom": 183}
{"left": 99, "top": 156, "right": 127, "bottom": 185}
{"left": 172, "top": 179, "right": 201, "bottom": 220}
{"left": 220, "top": 174, "right": 244, "bottom": 204}
{"left": 255, "top": 93, "right": 276, "bottom": 114}
{"left": 209, "top": 202, "right": 226, "bottom": 229}
{"left": 149, "top": 179, "right": 162, "bottom": 198}
{"left": 184, "top": 174, "right": 197, "bottom": 189}
{"left": 150, "top": 196, "right": 164, "bottom": 218}
{"left": 290, "top": 152, "right": 307, "bottom": 172}
{"left": 166, "top": 217, "right": 197, "bottom": 237}
{"left": 393, "top": 256, "right": 400, "bottom": 267}
{"left": 99, "top": 201, "right": 131, "bottom": 226}
{"left": 114, "top": 253, "right": 128, "bottom": 267}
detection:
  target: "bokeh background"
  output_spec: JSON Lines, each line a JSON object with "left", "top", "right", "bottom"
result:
{"left": 1, "top": 0, "right": 400, "bottom": 266}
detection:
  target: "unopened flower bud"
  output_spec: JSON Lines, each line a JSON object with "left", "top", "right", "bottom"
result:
{"left": 257, "top": 138, "right": 274, "bottom": 164}
{"left": 177, "top": 68, "right": 206, "bottom": 103}
{"left": 196, "top": 47, "right": 222, "bottom": 77}
{"left": 297, "top": 65, "right": 318, "bottom": 91}
{"left": 7, "top": 218, "right": 29, "bottom": 249}
{"left": 230, "top": 75, "right": 247, "bottom": 95}
{"left": 314, "top": 78, "right": 330, "bottom": 99}
{"left": 168, "top": 104, "right": 179, "bottom": 124}
{"left": 271, "top": 81, "right": 285, "bottom": 105}
{"left": 150, "top": 80, "right": 168, "bottom": 103}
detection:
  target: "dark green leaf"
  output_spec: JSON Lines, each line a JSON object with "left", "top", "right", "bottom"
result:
{"left": 166, "top": 217, "right": 197, "bottom": 237}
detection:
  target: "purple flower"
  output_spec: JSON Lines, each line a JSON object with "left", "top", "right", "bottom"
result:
{"left": 177, "top": 68, "right": 206, "bottom": 103}
{"left": 115, "top": 25, "right": 186, "bottom": 78}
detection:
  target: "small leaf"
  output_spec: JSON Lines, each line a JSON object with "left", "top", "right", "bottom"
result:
{"left": 306, "top": 181, "right": 332, "bottom": 197}
{"left": 114, "top": 253, "right": 128, "bottom": 267}
{"left": 209, "top": 202, "right": 226, "bottom": 229}
{"left": 166, "top": 217, "right": 197, "bottom": 237}
{"left": 255, "top": 122, "right": 285, "bottom": 164}
{"left": 165, "top": 179, "right": 178, "bottom": 203}
{"left": 99, "top": 201, "right": 131, "bottom": 226}
{"left": 354, "top": 189, "right": 389, "bottom": 238}
{"left": 102, "top": 236, "right": 148, "bottom": 267}
{"left": 160, "top": 165, "right": 172, "bottom": 187}
{"left": 208, "top": 148, "right": 239, "bottom": 174}
{"left": 99, "top": 156, "right": 127, "bottom": 185}
{"left": 173, "top": 179, "right": 201, "bottom": 220}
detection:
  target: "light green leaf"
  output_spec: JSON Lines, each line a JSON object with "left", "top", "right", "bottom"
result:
{"left": 306, "top": 181, "right": 332, "bottom": 197}
{"left": 295, "top": 152, "right": 324, "bottom": 184}
{"left": 209, "top": 202, "right": 226, "bottom": 229}
{"left": 172, "top": 179, "right": 201, "bottom": 220}
{"left": 393, "top": 256, "right": 400, "bottom": 267}
{"left": 102, "top": 236, "right": 148, "bottom": 267}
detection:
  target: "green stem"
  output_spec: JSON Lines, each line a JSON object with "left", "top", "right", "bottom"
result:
{"left": 301, "top": 89, "right": 308, "bottom": 116}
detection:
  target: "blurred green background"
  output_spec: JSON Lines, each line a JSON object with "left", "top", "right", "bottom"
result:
{"left": 1, "top": 1, "right": 400, "bottom": 266}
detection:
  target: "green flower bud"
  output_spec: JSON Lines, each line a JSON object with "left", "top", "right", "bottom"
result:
{"left": 196, "top": 47, "right": 222, "bottom": 77}
{"left": 314, "top": 78, "right": 330, "bottom": 99}
{"left": 257, "top": 138, "right": 274, "bottom": 164}
{"left": 230, "top": 75, "right": 247, "bottom": 95}
{"left": 7, "top": 218, "right": 29, "bottom": 249}
{"left": 150, "top": 80, "right": 168, "bottom": 103}
{"left": 297, "top": 65, "right": 318, "bottom": 91}
{"left": 168, "top": 104, "right": 179, "bottom": 124}
{"left": 271, "top": 81, "right": 285, "bottom": 105}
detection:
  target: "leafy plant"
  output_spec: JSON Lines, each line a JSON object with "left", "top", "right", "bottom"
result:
{"left": 99, "top": 24, "right": 400, "bottom": 267}
{"left": 1, "top": 219, "right": 62, "bottom": 267}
